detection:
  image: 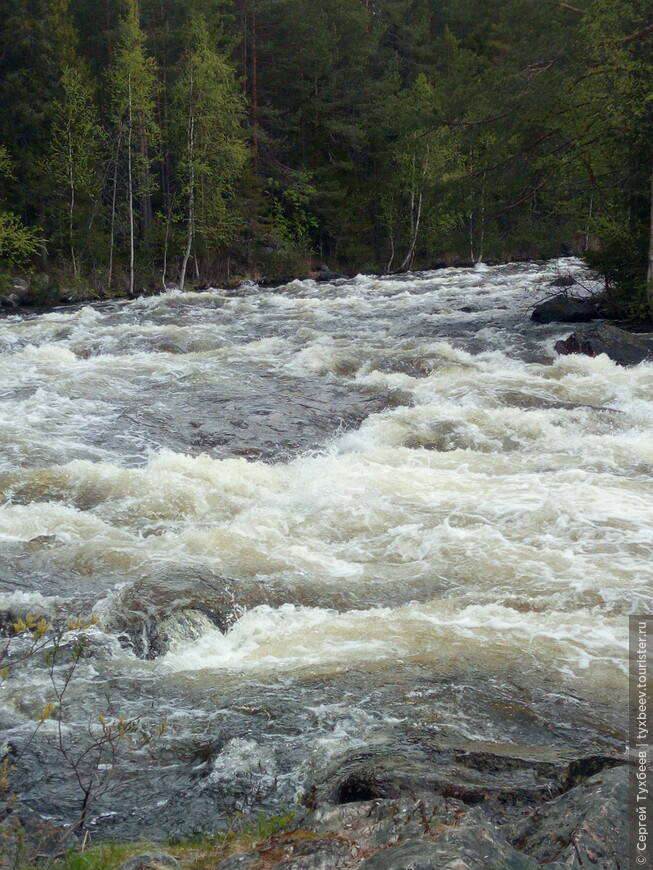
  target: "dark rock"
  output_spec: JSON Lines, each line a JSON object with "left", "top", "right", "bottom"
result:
{"left": 116, "top": 852, "right": 179, "bottom": 870}
{"left": 321, "top": 746, "right": 569, "bottom": 814}
{"left": 531, "top": 293, "right": 598, "bottom": 323}
{"left": 0, "top": 294, "right": 20, "bottom": 308}
{"left": 337, "top": 772, "right": 402, "bottom": 804}
{"left": 510, "top": 765, "right": 628, "bottom": 868}
{"left": 315, "top": 269, "right": 347, "bottom": 282}
{"left": 561, "top": 754, "right": 626, "bottom": 788}
{"left": 554, "top": 323, "right": 653, "bottom": 366}
{"left": 550, "top": 275, "right": 577, "bottom": 287}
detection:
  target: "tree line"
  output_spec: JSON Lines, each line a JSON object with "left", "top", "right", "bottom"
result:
{"left": 0, "top": 0, "right": 651, "bottom": 315}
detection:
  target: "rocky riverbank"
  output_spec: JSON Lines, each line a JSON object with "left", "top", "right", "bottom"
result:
{"left": 1, "top": 759, "right": 629, "bottom": 869}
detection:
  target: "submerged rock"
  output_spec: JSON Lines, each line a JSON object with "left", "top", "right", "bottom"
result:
{"left": 531, "top": 293, "right": 599, "bottom": 323}
{"left": 554, "top": 323, "right": 653, "bottom": 365}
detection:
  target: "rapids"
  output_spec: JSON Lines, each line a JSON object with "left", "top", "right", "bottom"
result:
{"left": 0, "top": 259, "right": 649, "bottom": 837}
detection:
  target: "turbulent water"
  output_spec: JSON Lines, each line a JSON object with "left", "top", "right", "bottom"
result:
{"left": 0, "top": 259, "right": 650, "bottom": 838}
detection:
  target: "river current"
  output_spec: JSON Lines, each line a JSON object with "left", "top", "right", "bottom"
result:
{"left": 0, "top": 259, "right": 650, "bottom": 838}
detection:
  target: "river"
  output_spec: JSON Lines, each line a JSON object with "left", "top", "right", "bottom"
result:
{"left": 0, "top": 259, "right": 649, "bottom": 839}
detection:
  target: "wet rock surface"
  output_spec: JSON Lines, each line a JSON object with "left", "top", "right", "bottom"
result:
{"left": 212, "top": 764, "right": 629, "bottom": 870}
{"left": 509, "top": 765, "right": 628, "bottom": 869}
{"left": 317, "top": 745, "right": 624, "bottom": 818}
{"left": 554, "top": 322, "right": 653, "bottom": 365}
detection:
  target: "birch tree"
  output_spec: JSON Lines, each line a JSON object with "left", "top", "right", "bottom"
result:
{"left": 107, "top": 0, "right": 159, "bottom": 294}
{"left": 173, "top": 15, "right": 246, "bottom": 289}
{"left": 48, "top": 65, "right": 104, "bottom": 277}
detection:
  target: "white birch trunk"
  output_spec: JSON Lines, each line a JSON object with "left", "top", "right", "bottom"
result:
{"left": 127, "top": 73, "right": 135, "bottom": 296}
{"left": 647, "top": 165, "right": 653, "bottom": 318}
{"left": 179, "top": 77, "right": 195, "bottom": 293}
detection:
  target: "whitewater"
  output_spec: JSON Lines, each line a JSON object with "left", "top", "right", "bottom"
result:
{"left": 0, "top": 259, "right": 650, "bottom": 837}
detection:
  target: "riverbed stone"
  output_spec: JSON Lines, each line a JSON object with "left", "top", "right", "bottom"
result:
{"left": 554, "top": 322, "right": 653, "bottom": 365}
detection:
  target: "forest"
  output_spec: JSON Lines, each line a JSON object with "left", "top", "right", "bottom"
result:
{"left": 0, "top": 0, "right": 652, "bottom": 316}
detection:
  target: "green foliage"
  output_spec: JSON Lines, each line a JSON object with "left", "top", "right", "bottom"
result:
{"left": 0, "top": 0, "right": 651, "bottom": 292}
{"left": 0, "top": 212, "right": 43, "bottom": 266}
{"left": 48, "top": 64, "right": 105, "bottom": 274}
{"left": 172, "top": 13, "right": 247, "bottom": 286}
{"left": 0, "top": 146, "right": 43, "bottom": 266}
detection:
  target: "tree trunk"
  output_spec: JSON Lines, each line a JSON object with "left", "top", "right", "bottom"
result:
{"left": 127, "top": 74, "right": 135, "bottom": 296}
{"left": 108, "top": 137, "right": 120, "bottom": 291}
{"left": 646, "top": 165, "right": 653, "bottom": 318}
{"left": 250, "top": 2, "right": 258, "bottom": 166}
{"left": 179, "top": 93, "right": 195, "bottom": 292}
{"left": 68, "top": 125, "right": 77, "bottom": 278}
{"left": 138, "top": 117, "right": 153, "bottom": 235}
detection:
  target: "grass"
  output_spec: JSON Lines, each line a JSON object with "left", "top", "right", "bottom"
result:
{"left": 41, "top": 808, "right": 298, "bottom": 870}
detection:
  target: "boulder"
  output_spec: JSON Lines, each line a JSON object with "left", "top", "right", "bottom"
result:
{"left": 10, "top": 277, "right": 29, "bottom": 292}
{"left": 0, "top": 294, "right": 20, "bottom": 308}
{"left": 531, "top": 293, "right": 599, "bottom": 323}
{"left": 554, "top": 323, "right": 653, "bottom": 366}
{"left": 549, "top": 275, "right": 577, "bottom": 287}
